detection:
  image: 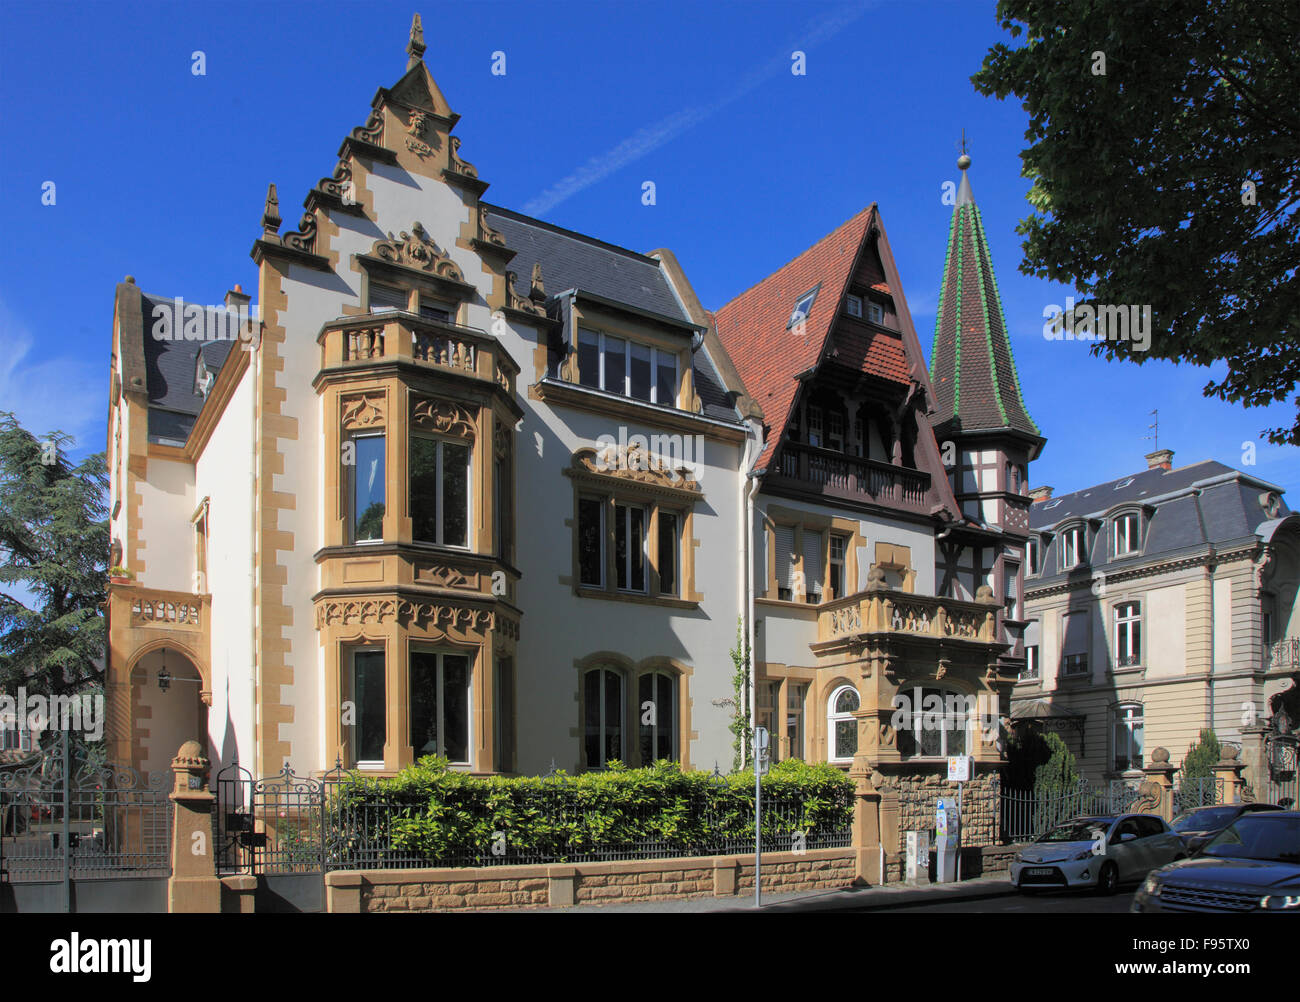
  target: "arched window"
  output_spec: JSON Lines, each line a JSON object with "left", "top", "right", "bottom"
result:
{"left": 638, "top": 671, "right": 677, "bottom": 763}
{"left": 896, "top": 686, "right": 971, "bottom": 759}
{"left": 584, "top": 668, "right": 624, "bottom": 768}
{"left": 828, "top": 684, "right": 859, "bottom": 762}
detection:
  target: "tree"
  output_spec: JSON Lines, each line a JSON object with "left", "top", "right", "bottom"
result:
{"left": 1181, "top": 728, "right": 1223, "bottom": 780}
{"left": 1033, "top": 731, "right": 1079, "bottom": 793}
{"left": 1003, "top": 724, "right": 1051, "bottom": 790}
{"left": 973, "top": 0, "right": 1300, "bottom": 445}
{"left": 0, "top": 412, "right": 108, "bottom": 695}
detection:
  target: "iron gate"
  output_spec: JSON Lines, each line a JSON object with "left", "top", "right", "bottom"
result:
{"left": 0, "top": 730, "right": 171, "bottom": 912}
{"left": 215, "top": 760, "right": 348, "bottom": 912}
{"left": 1258, "top": 735, "right": 1298, "bottom": 809}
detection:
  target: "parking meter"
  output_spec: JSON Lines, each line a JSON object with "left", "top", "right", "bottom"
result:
{"left": 935, "top": 796, "right": 959, "bottom": 883}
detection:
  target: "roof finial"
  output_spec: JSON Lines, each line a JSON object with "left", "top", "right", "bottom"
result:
{"left": 407, "top": 13, "right": 426, "bottom": 69}
{"left": 957, "top": 129, "right": 971, "bottom": 171}
{"left": 262, "top": 183, "right": 281, "bottom": 236}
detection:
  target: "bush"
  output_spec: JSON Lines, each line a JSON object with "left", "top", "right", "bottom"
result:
{"left": 328, "top": 756, "right": 854, "bottom": 864}
{"left": 1181, "top": 729, "right": 1222, "bottom": 780}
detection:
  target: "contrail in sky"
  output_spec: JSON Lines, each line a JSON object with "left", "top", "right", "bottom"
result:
{"left": 522, "top": 0, "right": 876, "bottom": 216}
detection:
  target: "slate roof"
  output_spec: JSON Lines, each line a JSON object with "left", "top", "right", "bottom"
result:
{"left": 928, "top": 165, "right": 1039, "bottom": 444}
{"left": 1028, "top": 459, "right": 1290, "bottom": 581}
{"left": 138, "top": 293, "right": 237, "bottom": 446}
{"left": 712, "top": 206, "right": 879, "bottom": 470}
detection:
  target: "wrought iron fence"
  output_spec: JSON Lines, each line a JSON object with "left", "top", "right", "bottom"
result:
{"left": 0, "top": 731, "right": 171, "bottom": 884}
{"left": 999, "top": 778, "right": 1160, "bottom": 842}
{"left": 1172, "top": 776, "right": 1222, "bottom": 815}
{"left": 214, "top": 761, "right": 852, "bottom": 874}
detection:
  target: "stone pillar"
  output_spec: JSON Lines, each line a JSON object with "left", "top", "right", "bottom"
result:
{"left": 168, "top": 739, "right": 221, "bottom": 913}
{"left": 1142, "top": 747, "right": 1177, "bottom": 821}
{"left": 849, "top": 765, "right": 882, "bottom": 886}
{"left": 1239, "top": 725, "right": 1269, "bottom": 800}
{"left": 1213, "top": 745, "right": 1247, "bottom": 804}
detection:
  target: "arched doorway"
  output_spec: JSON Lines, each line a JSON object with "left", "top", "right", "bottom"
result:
{"left": 128, "top": 646, "right": 209, "bottom": 782}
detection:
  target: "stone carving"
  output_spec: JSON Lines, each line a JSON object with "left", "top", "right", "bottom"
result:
{"left": 530, "top": 261, "right": 545, "bottom": 299}
{"left": 281, "top": 211, "right": 318, "bottom": 254}
{"left": 829, "top": 604, "right": 861, "bottom": 636}
{"left": 493, "top": 420, "right": 511, "bottom": 456}
{"left": 262, "top": 182, "right": 281, "bottom": 235}
{"left": 408, "top": 110, "right": 427, "bottom": 136}
{"left": 341, "top": 393, "right": 385, "bottom": 430}
{"left": 344, "top": 327, "right": 385, "bottom": 360}
{"left": 478, "top": 206, "right": 505, "bottom": 247}
{"left": 890, "top": 601, "right": 930, "bottom": 634}
{"left": 351, "top": 108, "right": 384, "bottom": 145}
{"left": 504, "top": 271, "right": 546, "bottom": 316}
{"left": 935, "top": 658, "right": 949, "bottom": 681}
{"left": 373, "top": 222, "right": 463, "bottom": 280}
{"left": 317, "top": 160, "right": 354, "bottom": 202}
{"left": 1269, "top": 672, "right": 1300, "bottom": 734}
{"left": 316, "top": 598, "right": 497, "bottom": 640}
{"left": 418, "top": 564, "right": 476, "bottom": 590}
{"left": 411, "top": 397, "right": 477, "bottom": 439}
{"left": 1134, "top": 780, "right": 1163, "bottom": 813}
{"left": 572, "top": 445, "right": 700, "bottom": 492}
{"left": 448, "top": 135, "right": 478, "bottom": 178}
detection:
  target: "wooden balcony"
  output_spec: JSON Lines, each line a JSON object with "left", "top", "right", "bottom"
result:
{"left": 769, "top": 442, "right": 930, "bottom": 513}
{"left": 318, "top": 313, "right": 519, "bottom": 395}
{"left": 816, "top": 587, "right": 1000, "bottom": 646}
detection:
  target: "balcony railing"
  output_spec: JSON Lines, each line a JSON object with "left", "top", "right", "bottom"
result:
{"left": 1268, "top": 637, "right": 1300, "bottom": 669}
{"left": 319, "top": 313, "right": 518, "bottom": 394}
{"left": 773, "top": 442, "right": 929, "bottom": 510}
{"left": 817, "top": 588, "right": 999, "bottom": 645}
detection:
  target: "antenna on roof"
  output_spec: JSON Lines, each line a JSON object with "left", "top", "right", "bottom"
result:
{"left": 1144, "top": 409, "right": 1158, "bottom": 451}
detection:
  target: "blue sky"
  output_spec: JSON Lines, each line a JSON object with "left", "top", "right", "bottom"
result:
{"left": 1, "top": 0, "right": 1295, "bottom": 499}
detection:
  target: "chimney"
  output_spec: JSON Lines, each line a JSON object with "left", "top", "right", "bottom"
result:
{"left": 1028, "top": 486, "right": 1054, "bottom": 504}
{"left": 1145, "top": 449, "right": 1174, "bottom": 471}
{"left": 225, "top": 284, "right": 251, "bottom": 311}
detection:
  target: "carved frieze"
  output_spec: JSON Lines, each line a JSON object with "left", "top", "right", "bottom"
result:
{"left": 372, "top": 222, "right": 464, "bottom": 280}
{"left": 504, "top": 271, "right": 545, "bottom": 316}
{"left": 571, "top": 444, "right": 701, "bottom": 493}
{"left": 448, "top": 135, "right": 478, "bottom": 178}
{"left": 416, "top": 564, "right": 478, "bottom": 590}
{"left": 411, "top": 397, "right": 478, "bottom": 439}
{"left": 341, "top": 393, "right": 386, "bottom": 430}
{"left": 315, "top": 598, "right": 498, "bottom": 642}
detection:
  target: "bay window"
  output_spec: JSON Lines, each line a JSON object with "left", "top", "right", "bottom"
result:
{"left": 410, "top": 435, "right": 470, "bottom": 547}
{"left": 409, "top": 650, "right": 471, "bottom": 764}
{"left": 897, "top": 686, "right": 969, "bottom": 759}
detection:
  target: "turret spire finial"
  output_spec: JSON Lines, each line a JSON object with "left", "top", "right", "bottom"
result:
{"left": 407, "top": 13, "right": 426, "bottom": 69}
{"left": 957, "top": 129, "right": 971, "bottom": 171}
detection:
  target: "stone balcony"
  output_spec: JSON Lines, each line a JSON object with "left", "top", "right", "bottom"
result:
{"left": 318, "top": 312, "right": 519, "bottom": 395}
{"left": 815, "top": 585, "right": 1001, "bottom": 646}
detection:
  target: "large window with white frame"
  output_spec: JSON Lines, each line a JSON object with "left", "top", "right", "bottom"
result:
{"left": 1060, "top": 525, "right": 1086, "bottom": 569}
{"left": 828, "top": 684, "right": 859, "bottom": 762}
{"left": 897, "top": 686, "right": 970, "bottom": 759}
{"left": 584, "top": 667, "right": 625, "bottom": 768}
{"left": 1113, "top": 513, "right": 1140, "bottom": 556}
{"left": 1113, "top": 703, "right": 1144, "bottom": 772}
{"left": 1021, "top": 644, "right": 1039, "bottom": 681}
{"left": 1114, "top": 601, "right": 1141, "bottom": 667}
{"left": 575, "top": 490, "right": 688, "bottom": 602}
{"left": 409, "top": 649, "right": 472, "bottom": 765}
{"left": 576, "top": 328, "right": 678, "bottom": 406}
{"left": 348, "top": 648, "right": 386, "bottom": 767}
{"left": 410, "top": 434, "right": 470, "bottom": 548}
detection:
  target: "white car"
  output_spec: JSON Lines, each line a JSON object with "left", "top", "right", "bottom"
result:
{"left": 1010, "top": 813, "right": 1187, "bottom": 894}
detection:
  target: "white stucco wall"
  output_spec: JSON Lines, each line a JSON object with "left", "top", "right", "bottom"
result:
{"left": 135, "top": 457, "right": 195, "bottom": 591}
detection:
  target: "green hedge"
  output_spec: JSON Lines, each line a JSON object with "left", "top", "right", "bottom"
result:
{"left": 328, "top": 757, "right": 854, "bottom": 863}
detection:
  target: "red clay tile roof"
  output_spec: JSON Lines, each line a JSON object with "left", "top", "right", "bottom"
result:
{"left": 713, "top": 206, "right": 877, "bottom": 470}
{"left": 830, "top": 327, "right": 910, "bottom": 383}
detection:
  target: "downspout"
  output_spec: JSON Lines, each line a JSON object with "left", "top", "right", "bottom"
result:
{"left": 249, "top": 312, "right": 261, "bottom": 774}
{"left": 741, "top": 419, "right": 764, "bottom": 768}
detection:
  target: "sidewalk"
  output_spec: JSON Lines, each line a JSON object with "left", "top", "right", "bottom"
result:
{"left": 543, "top": 873, "right": 1018, "bottom": 914}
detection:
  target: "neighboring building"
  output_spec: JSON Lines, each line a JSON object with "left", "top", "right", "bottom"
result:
{"left": 1017, "top": 448, "right": 1300, "bottom": 797}
{"left": 100, "top": 16, "right": 1035, "bottom": 852}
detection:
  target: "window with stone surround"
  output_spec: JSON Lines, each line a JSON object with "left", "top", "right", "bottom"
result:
{"left": 828, "top": 684, "right": 859, "bottom": 763}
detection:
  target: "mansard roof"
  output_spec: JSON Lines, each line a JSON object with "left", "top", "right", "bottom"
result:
{"left": 928, "top": 158, "right": 1041, "bottom": 452}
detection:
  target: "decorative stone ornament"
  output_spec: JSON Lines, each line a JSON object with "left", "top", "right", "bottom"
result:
{"left": 373, "top": 222, "right": 464, "bottom": 280}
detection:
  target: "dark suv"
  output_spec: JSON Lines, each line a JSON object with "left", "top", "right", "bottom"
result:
{"left": 1171, "top": 802, "right": 1282, "bottom": 854}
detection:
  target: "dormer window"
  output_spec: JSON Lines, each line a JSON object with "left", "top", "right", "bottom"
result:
{"left": 576, "top": 328, "right": 679, "bottom": 406}
{"left": 1060, "top": 525, "right": 1086, "bottom": 569}
{"left": 845, "top": 294, "right": 863, "bottom": 318}
{"left": 866, "top": 301, "right": 884, "bottom": 325}
{"left": 1113, "top": 513, "right": 1140, "bottom": 556}
{"left": 789, "top": 286, "right": 819, "bottom": 328}
{"left": 1026, "top": 537, "right": 1040, "bottom": 575}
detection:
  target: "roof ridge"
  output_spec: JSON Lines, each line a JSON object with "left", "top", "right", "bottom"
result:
{"left": 714, "top": 205, "right": 874, "bottom": 314}
{"left": 482, "top": 202, "right": 661, "bottom": 264}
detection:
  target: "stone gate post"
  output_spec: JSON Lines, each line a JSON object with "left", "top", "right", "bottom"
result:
{"left": 168, "top": 739, "right": 221, "bottom": 913}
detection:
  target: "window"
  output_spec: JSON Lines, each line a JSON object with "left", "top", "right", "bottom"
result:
{"left": 789, "top": 287, "right": 818, "bottom": 328}
{"left": 828, "top": 684, "right": 859, "bottom": 762}
{"left": 827, "top": 412, "right": 844, "bottom": 452}
{"left": 828, "top": 534, "right": 847, "bottom": 600}
{"left": 1114, "top": 601, "right": 1141, "bottom": 666}
{"left": 1113, "top": 704, "right": 1144, "bottom": 772}
{"left": 785, "top": 682, "right": 807, "bottom": 760}
{"left": 494, "top": 656, "right": 515, "bottom": 772}
{"left": 1113, "top": 513, "right": 1140, "bottom": 556}
{"left": 657, "top": 511, "right": 679, "bottom": 597}
{"left": 575, "top": 329, "right": 679, "bottom": 405}
{"left": 495, "top": 453, "right": 512, "bottom": 560}
{"left": 349, "top": 649, "right": 386, "bottom": 766}
{"left": 369, "top": 282, "right": 408, "bottom": 312}
{"left": 845, "top": 294, "right": 863, "bottom": 318}
{"left": 419, "top": 302, "right": 451, "bottom": 322}
{"left": 1021, "top": 644, "right": 1040, "bottom": 681}
{"left": 1060, "top": 525, "right": 1086, "bottom": 568}
{"left": 1027, "top": 537, "right": 1040, "bottom": 575}
{"left": 349, "top": 434, "right": 386, "bottom": 543}
{"left": 775, "top": 524, "right": 796, "bottom": 601}
{"left": 807, "top": 406, "right": 823, "bottom": 448}
{"left": 802, "top": 529, "right": 824, "bottom": 603}
{"left": 584, "top": 668, "right": 624, "bottom": 767}
{"left": 1062, "top": 610, "right": 1089, "bottom": 676}
{"left": 578, "top": 497, "right": 605, "bottom": 587}
{"left": 410, "top": 436, "right": 470, "bottom": 547}
{"left": 409, "top": 650, "right": 471, "bottom": 764}
{"left": 897, "top": 687, "right": 970, "bottom": 759}
{"left": 1004, "top": 562, "right": 1021, "bottom": 619}
{"left": 638, "top": 672, "right": 677, "bottom": 763}
{"left": 866, "top": 301, "right": 884, "bottom": 325}
{"left": 615, "top": 503, "right": 648, "bottom": 592}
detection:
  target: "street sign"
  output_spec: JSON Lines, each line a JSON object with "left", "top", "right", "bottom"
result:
{"left": 946, "top": 755, "right": 973, "bottom": 782}
{"left": 755, "top": 726, "right": 770, "bottom": 751}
